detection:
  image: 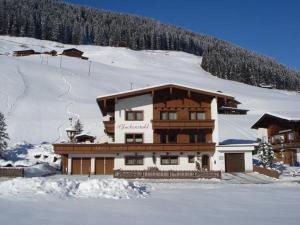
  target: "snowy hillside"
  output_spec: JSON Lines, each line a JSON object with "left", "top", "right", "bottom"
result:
{"left": 0, "top": 36, "right": 300, "bottom": 144}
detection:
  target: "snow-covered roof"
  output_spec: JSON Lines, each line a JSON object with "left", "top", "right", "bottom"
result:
{"left": 251, "top": 112, "right": 300, "bottom": 129}
{"left": 97, "top": 83, "right": 234, "bottom": 100}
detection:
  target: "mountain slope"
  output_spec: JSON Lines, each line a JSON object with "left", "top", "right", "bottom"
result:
{"left": 0, "top": 36, "right": 299, "bottom": 144}
{"left": 0, "top": 0, "right": 299, "bottom": 90}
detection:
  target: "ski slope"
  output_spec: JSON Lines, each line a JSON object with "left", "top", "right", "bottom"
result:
{"left": 0, "top": 36, "right": 299, "bottom": 144}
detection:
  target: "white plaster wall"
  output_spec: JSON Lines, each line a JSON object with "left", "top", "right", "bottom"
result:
{"left": 114, "top": 94, "right": 153, "bottom": 143}
{"left": 258, "top": 128, "right": 268, "bottom": 142}
{"left": 211, "top": 97, "right": 219, "bottom": 145}
{"left": 296, "top": 149, "right": 300, "bottom": 164}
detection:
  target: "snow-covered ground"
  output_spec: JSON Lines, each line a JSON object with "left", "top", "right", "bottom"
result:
{"left": 0, "top": 176, "right": 300, "bottom": 225}
{"left": 1, "top": 36, "right": 300, "bottom": 144}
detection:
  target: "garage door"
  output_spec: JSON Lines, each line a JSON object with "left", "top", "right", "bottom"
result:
{"left": 225, "top": 153, "right": 245, "bottom": 172}
{"left": 95, "top": 157, "right": 114, "bottom": 175}
{"left": 71, "top": 158, "right": 91, "bottom": 175}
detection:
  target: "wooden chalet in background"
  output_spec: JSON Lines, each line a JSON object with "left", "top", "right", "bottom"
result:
{"left": 62, "top": 48, "right": 88, "bottom": 60}
{"left": 252, "top": 113, "right": 300, "bottom": 165}
{"left": 13, "top": 49, "right": 35, "bottom": 56}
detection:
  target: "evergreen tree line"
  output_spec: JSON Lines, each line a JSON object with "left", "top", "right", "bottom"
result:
{"left": 0, "top": 0, "right": 299, "bottom": 90}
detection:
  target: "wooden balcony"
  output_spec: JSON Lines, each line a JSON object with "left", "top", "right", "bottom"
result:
{"left": 53, "top": 143, "right": 216, "bottom": 154}
{"left": 272, "top": 141, "right": 300, "bottom": 150}
{"left": 103, "top": 120, "right": 115, "bottom": 134}
{"left": 152, "top": 119, "right": 214, "bottom": 129}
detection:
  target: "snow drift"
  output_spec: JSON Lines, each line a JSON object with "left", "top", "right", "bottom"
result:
{"left": 0, "top": 177, "right": 149, "bottom": 199}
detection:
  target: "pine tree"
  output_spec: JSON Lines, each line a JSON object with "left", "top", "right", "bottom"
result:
{"left": 257, "top": 141, "right": 274, "bottom": 168}
{"left": 0, "top": 112, "right": 9, "bottom": 156}
{"left": 74, "top": 119, "right": 83, "bottom": 135}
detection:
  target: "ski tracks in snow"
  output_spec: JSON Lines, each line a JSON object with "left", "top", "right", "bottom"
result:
{"left": 6, "top": 65, "right": 28, "bottom": 117}
{"left": 54, "top": 70, "right": 78, "bottom": 143}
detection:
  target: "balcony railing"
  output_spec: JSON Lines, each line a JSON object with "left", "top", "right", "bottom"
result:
{"left": 103, "top": 120, "right": 115, "bottom": 134}
{"left": 53, "top": 143, "right": 216, "bottom": 154}
{"left": 152, "top": 119, "right": 214, "bottom": 129}
{"left": 272, "top": 141, "right": 300, "bottom": 150}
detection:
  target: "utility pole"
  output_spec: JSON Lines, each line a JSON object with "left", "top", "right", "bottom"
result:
{"left": 88, "top": 61, "right": 92, "bottom": 76}
{"left": 60, "top": 55, "right": 62, "bottom": 68}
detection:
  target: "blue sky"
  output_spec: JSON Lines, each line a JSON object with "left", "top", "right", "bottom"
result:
{"left": 65, "top": 0, "right": 300, "bottom": 71}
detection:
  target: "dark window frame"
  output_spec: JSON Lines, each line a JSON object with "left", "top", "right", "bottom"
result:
{"left": 160, "top": 155, "right": 179, "bottom": 165}
{"left": 160, "top": 133, "right": 177, "bottom": 144}
{"left": 189, "top": 111, "right": 206, "bottom": 120}
{"left": 189, "top": 133, "right": 206, "bottom": 143}
{"left": 188, "top": 155, "right": 195, "bottom": 163}
{"left": 160, "top": 111, "right": 177, "bottom": 120}
{"left": 125, "top": 111, "right": 144, "bottom": 121}
{"left": 125, "top": 155, "right": 144, "bottom": 165}
{"left": 125, "top": 133, "right": 144, "bottom": 144}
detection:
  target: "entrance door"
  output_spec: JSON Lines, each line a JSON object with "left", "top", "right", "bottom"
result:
{"left": 71, "top": 158, "right": 91, "bottom": 175}
{"left": 225, "top": 153, "right": 245, "bottom": 172}
{"left": 202, "top": 155, "right": 210, "bottom": 171}
{"left": 95, "top": 157, "right": 115, "bottom": 175}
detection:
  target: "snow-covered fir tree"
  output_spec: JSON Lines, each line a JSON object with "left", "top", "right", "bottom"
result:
{"left": 74, "top": 119, "right": 83, "bottom": 135}
{"left": 257, "top": 141, "right": 274, "bottom": 168}
{"left": 0, "top": 112, "right": 9, "bottom": 156}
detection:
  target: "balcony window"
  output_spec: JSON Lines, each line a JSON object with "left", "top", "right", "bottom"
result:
{"left": 125, "top": 155, "right": 144, "bottom": 165}
{"left": 160, "top": 133, "right": 177, "bottom": 144}
{"left": 189, "top": 133, "right": 206, "bottom": 143}
{"left": 288, "top": 132, "right": 295, "bottom": 141}
{"left": 125, "top": 111, "right": 143, "bottom": 121}
{"left": 161, "top": 155, "right": 179, "bottom": 165}
{"left": 189, "top": 112, "right": 206, "bottom": 120}
{"left": 160, "top": 111, "right": 177, "bottom": 120}
{"left": 125, "top": 133, "right": 143, "bottom": 144}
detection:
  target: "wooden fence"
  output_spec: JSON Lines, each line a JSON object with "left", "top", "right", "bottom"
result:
{"left": 253, "top": 165, "right": 279, "bottom": 179}
{"left": 0, "top": 167, "right": 24, "bottom": 177}
{"left": 114, "top": 170, "right": 221, "bottom": 179}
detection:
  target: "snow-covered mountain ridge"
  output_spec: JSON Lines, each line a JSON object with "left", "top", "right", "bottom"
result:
{"left": 0, "top": 36, "right": 299, "bottom": 144}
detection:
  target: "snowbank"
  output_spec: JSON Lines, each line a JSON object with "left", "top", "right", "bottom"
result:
{"left": 0, "top": 177, "right": 149, "bottom": 200}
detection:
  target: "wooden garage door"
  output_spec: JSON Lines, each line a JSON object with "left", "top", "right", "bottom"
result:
{"left": 81, "top": 158, "right": 91, "bottom": 175}
{"left": 71, "top": 158, "right": 91, "bottom": 175}
{"left": 225, "top": 153, "right": 245, "bottom": 172}
{"left": 95, "top": 157, "right": 114, "bottom": 175}
{"left": 71, "top": 158, "right": 81, "bottom": 175}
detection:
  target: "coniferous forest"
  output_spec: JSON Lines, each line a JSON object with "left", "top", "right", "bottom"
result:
{"left": 0, "top": 0, "right": 299, "bottom": 90}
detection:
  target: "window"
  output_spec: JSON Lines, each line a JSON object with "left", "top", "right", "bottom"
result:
{"left": 188, "top": 155, "right": 195, "bottom": 163}
{"left": 168, "top": 133, "right": 177, "bottom": 143}
{"left": 161, "top": 155, "right": 179, "bottom": 165}
{"left": 125, "top": 155, "right": 144, "bottom": 165}
{"left": 160, "top": 111, "right": 177, "bottom": 120}
{"left": 189, "top": 112, "right": 206, "bottom": 120}
{"left": 125, "top": 111, "right": 143, "bottom": 121}
{"left": 160, "top": 134, "right": 167, "bottom": 144}
{"left": 125, "top": 133, "right": 143, "bottom": 144}
{"left": 189, "top": 133, "right": 206, "bottom": 143}
{"left": 160, "top": 133, "right": 177, "bottom": 144}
